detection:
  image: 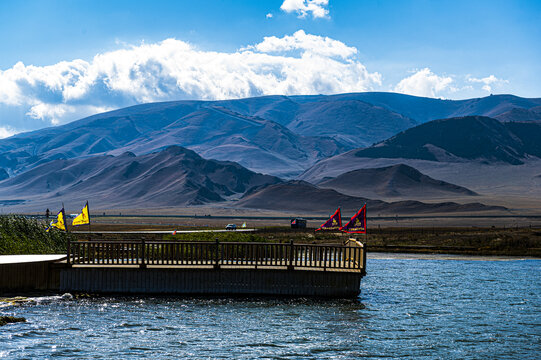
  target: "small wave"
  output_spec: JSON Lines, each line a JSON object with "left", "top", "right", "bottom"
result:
{"left": 117, "top": 322, "right": 144, "bottom": 328}
{"left": 239, "top": 343, "right": 285, "bottom": 348}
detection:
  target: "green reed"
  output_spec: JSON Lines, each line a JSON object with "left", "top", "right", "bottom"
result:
{"left": 0, "top": 215, "right": 73, "bottom": 255}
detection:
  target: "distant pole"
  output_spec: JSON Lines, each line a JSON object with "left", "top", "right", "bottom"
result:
{"left": 88, "top": 201, "right": 91, "bottom": 241}
{"left": 62, "top": 202, "right": 68, "bottom": 233}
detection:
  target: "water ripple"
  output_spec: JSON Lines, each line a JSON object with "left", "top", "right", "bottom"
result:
{"left": 0, "top": 258, "right": 539, "bottom": 359}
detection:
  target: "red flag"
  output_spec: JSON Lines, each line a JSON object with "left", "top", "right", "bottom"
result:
{"left": 340, "top": 205, "right": 367, "bottom": 234}
{"left": 316, "top": 208, "right": 342, "bottom": 231}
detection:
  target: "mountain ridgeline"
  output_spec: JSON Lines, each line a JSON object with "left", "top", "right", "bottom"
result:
{"left": 0, "top": 146, "right": 280, "bottom": 207}
{"left": 0, "top": 93, "right": 540, "bottom": 179}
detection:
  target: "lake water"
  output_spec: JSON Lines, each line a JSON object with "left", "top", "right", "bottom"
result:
{"left": 1, "top": 256, "right": 540, "bottom": 359}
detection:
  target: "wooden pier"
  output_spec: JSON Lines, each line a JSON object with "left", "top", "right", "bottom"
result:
{"left": 3, "top": 239, "right": 367, "bottom": 298}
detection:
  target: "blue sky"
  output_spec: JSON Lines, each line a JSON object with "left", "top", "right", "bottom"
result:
{"left": 0, "top": 0, "right": 540, "bottom": 136}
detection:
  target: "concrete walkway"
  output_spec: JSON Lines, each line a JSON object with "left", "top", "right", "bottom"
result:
{"left": 0, "top": 254, "right": 66, "bottom": 264}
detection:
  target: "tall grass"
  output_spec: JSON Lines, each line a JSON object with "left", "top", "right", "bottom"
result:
{"left": 164, "top": 231, "right": 267, "bottom": 243}
{"left": 0, "top": 215, "right": 72, "bottom": 255}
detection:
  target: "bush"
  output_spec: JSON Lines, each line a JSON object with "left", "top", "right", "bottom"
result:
{"left": 0, "top": 215, "right": 73, "bottom": 255}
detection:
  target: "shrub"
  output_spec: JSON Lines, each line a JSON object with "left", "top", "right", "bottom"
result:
{"left": 0, "top": 215, "right": 73, "bottom": 255}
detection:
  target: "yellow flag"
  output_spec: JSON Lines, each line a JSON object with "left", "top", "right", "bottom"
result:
{"left": 72, "top": 202, "right": 90, "bottom": 226}
{"left": 51, "top": 208, "right": 66, "bottom": 231}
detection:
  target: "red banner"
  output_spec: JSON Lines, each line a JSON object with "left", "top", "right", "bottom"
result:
{"left": 340, "top": 205, "right": 366, "bottom": 234}
{"left": 315, "top": 208, "right": 342, "bottom": 231}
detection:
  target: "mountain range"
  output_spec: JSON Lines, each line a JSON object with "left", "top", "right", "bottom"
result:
{"left": 1, "top": 93, "right": 540, "bottom": 179}
{"left": 1, "top": 92, "right": 540, "bottom": 214}
{"left": 0, "top": 146, "right": 280, "bottom": 208}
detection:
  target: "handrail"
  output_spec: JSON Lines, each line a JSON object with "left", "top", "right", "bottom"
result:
{"left": 67, "top": 239, "right": 366, "bottom": 272}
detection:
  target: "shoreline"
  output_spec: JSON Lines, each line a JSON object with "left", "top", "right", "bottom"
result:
{"left": 367, "top": 251, "right": 540, "bottom": 261}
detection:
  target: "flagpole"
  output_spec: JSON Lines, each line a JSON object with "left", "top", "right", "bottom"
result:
{"left": 364, "top": 203, "right": 367, "bottom": 245}
{"left": 62, "top": 202, "right": 69, "bottom": 234}
{"left": 87, "top": 201, "right": 91, "bottom": 241}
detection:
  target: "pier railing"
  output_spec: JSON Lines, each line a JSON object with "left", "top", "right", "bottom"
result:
{"left": 67, "top": 240, "right": 366, "bottom": 273}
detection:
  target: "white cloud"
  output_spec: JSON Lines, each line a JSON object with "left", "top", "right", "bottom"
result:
{"left": 280, "top": 0, "right": 329, "bottom": 19}
{"left": 0, "top": 126, "right": 16, "bottom": 139}
{"left": 0, "top": 33, "right": 381, "bottom": 126}
{"left": 266, "top": 13, "right": 273, "bottom": 19}
{"left": 467, "top": 75, "right": 508, "bottom": 93}
{"left": 394, "top": 68, "right": 454, "bottom": 98}
{"left": 242, "top": 30, "right": 356, "bottom": 59}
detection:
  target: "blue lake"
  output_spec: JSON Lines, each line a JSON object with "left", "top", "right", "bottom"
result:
{"left": 1, "top": 256, "right": 540, "bottom": 359}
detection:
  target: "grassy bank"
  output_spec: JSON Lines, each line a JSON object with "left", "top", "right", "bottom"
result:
{"left": 362, "top": 227, "right": 541, "bottom": 257}
{"left": 0, "top": 215, "right": 72, "bottom": 255}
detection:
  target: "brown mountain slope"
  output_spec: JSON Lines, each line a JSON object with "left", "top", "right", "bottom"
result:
{"left": 0, "top": 146, "right": 280, "bottom": 208}
{"left": 236, "top": 181, "right": 504, "bottom": 215}
{"left": 317, "top": 164, "right": 477, "bottom": 199}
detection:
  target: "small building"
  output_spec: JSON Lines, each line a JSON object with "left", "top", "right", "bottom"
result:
{"left": 290, "top": 218, "right": 307, "bottom": 229}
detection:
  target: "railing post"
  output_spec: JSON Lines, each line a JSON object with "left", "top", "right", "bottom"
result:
{"left": 67, "top": 237, "right": 72, "bottom": 267}
{"left": 140, "top": 238, "right": 147, "bottom": 269}
{"left": 287, "top": 240, "right": 294, "bottom": 270}
{"left": 254, "top": 244, "right": 258, "bottom": 270}
{"left": 361, "top": 243, "right": 367, "bottom": 276}
{"left": 214, "top": 238, "right": 220, "bottom": 269}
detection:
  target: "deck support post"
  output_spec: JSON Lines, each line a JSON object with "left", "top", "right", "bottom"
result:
{"left": 67, "top": 238, "right": 72, "bottom": 267}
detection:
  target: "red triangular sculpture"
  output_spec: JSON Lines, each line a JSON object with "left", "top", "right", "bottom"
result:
{"left": 315, "top": 208, "right": 342, "bottom": 231}
{"left": 340, "top": 205, "right": 367, "bottom": 234}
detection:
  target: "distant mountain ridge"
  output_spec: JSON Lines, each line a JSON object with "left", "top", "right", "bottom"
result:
{"left": 317, "top": 164, "right": 477, "bottom": 198}
{"left": 495, "top": 106, "right": 541, "bottom": 123}
{"left": 1, "top": 92, "right": 540, "bottom": 178}
{"left": 0, "top": 146, "right": 280, "bottom": 207}
{"left": 236, "top": 180, "right": 503, "bottom": 214}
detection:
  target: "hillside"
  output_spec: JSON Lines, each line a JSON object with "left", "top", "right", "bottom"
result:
{"left": 495, "top": 106, "right": 541, "bottom": 123}
{"left": 0, "top": 146, "right": 280, "bottom": 208}
{"left": 354, "top": 116, "right": 541, "bottom": 165}
{"left": 317, "top": 164, "right": 477, "bottom": 199}
{"left": 236, "top": 181, "right": 504, "bottom": 214}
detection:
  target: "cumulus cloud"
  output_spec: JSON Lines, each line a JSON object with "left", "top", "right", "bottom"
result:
{"left": 0, "top": 126, "right": 16, "bottom": 139}
{"left": 280, "top": 0, "right": 329, "bottom": 19}
{"left": 266, "top": 13, "right": 273, "bottom": 19}
{"left": 242, "top": 30, "right": 356, "bottom": 59}
{"left": 467, "top": 75, "right": 508, "bottom": 93}
{"left": 394, "top": 68, "right": 454, "bottom": 98}
{"left": 0, "top": 33, "right": 381, "bottom": 126}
